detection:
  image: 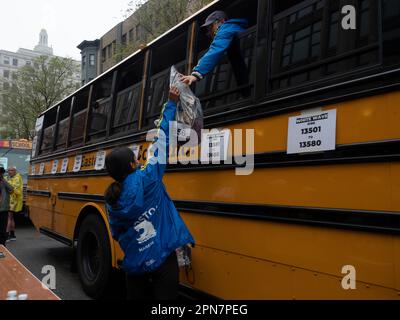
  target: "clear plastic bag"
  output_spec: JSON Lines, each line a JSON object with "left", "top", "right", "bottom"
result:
{"left": 169, "top": 66, "right": 204, "bottom": 146}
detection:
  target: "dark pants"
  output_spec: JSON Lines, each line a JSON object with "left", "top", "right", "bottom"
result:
{"left": 126, "top": 251, "right": 179, "bottom": 300}
{"left": 0, "top": 211, "right": 8, "bottom": 246}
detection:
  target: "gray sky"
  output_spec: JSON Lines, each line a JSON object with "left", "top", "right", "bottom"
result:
{"left": 0, "top": 0, "right": 135, "bottom": 61}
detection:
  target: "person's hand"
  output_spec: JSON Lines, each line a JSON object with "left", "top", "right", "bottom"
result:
{"left": 169, "top": 86, "right": 180, "bottom": 103}
{"left": 180, "top": 75, "right": 198, "bottom": 86}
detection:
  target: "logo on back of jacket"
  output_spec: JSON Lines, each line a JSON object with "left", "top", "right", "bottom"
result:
{"left": 134, "top": 206, "right": 158, "bottom": 245}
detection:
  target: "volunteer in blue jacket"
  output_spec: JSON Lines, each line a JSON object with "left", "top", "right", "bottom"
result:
{"left": 181, "top": 10, "right": 249, "bottom": 86}
{"left": 105, "top": 86, "right": 194, "bottom": 300}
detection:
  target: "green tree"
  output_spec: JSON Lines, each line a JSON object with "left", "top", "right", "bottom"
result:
{"left": 0, "top": 55, "right": 79, "bottom": 139}
{"left": 115, "top": 0, "right": 213, "bottom": 62}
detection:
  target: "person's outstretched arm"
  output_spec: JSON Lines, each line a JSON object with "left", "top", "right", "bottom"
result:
{"left": 141, "top": 87, "right": 179, "bottom": 181}
{"left": 181, "top": 27, "right": 236, "bottom": 85}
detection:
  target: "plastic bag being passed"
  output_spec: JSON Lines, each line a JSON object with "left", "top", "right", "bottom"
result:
{"left": 169, "top": 65, "right": 203, "bottom": 146}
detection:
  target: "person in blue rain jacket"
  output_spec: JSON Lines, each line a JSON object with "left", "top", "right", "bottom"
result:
{"left": 181, "top": 10, "right": 249, "bottom": 86}
{"left": 105, "top": 86, "right": 194, "bottom": 300}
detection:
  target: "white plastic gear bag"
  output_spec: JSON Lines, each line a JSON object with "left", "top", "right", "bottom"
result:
{"left": 169, "top": 66, "right": 204, "bottom": 146}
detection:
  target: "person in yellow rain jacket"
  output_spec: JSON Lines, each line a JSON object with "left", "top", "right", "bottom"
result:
{"left": 6, "top": 166, "right": 23, "bottom": 241}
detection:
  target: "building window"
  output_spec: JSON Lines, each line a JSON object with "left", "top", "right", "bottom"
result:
{"left": 3, "top": 70, "right": 10, "bottom": 78}
{"left": 89, "top": 54, "right": 95, "bottom": 66}
{"left": 102, "top": 48, "right": 107, "bottom": 62}
{"left": 12, "top": 58, "right": 18, "bottom": 66}
{"left": 112, "top": 41, "right": 117, "bottom": 55}
{"left": 26, "top": 61, "right": 31, "bottom": 66}
{"left": 122, "top": 33, "right": 127, "bottom": 45}
{"left": 129, "top": 29, "right": 134, "bottom": 43}
{"left": 3, "top": 82, "right": 9, "bottom": 90}
{"left": 4, "top": 56, "right": 10, "bottom": 65}
{"left": 82, "top": 55, "right": 86, "bottom": 68}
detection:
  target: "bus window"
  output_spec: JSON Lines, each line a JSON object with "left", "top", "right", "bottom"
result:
{"left": 269, "top": 0, "right": 380, "bottom": 92}
{"left": 113, "top": 58, "right": 144, "bottom": 135}
{"left": 55, "top": 98, "right": 72, "bottom": 150}
{"left": 142, "top": 30, "right": 188, "bottom": 129}
{"left": 193, "top": 0, "right": 258, "bottom": 113}
{"left": 88, "top": 74, "right": 113, "bottom": 141}
{"left": 69, "top": 87, "right": 90, "bottom": 147}
{"left": 40, "top": 108, "right": 57, "bottom": 155}
{"left": 382, "top": 0, "right": 400, "bottom": 67}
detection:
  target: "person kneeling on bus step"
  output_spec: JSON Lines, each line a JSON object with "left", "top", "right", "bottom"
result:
{"left": 105, "top": 86, "right": 194, "bottom": 300}
{"left": 0, "top": 167, "right": 14, "bottom": 246}
{"left": 6, "top": 166, "right": 23, "bottom": 242}
{"left": 181, "top": 10, "right": 249, "bottom": 88}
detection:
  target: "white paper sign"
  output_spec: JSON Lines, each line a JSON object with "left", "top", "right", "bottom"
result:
{"left": 39, "top": 163, "right": 45, "bottom": 175}
{"left": 31, "top": 136, "right": 38, "bottom": 158}
{"left": 0, "top": 158, "right": 8, "bottom": 169}
{"left": 51, "top": 160, "right": 59, "bottom": 174}
{"left": 61, "top": 158, "right": 69, "bottom": 173}
{"left": 35, "top": 116, "right": 44, "bottom": 132}
{"left": 287, "top": 109, "right": 337, "bottom": 154}
{"left": 129, "top": 145, "right": 140, "bottom": 159}
{"left": 73, "top": 155, "right": 83, "bottom": 172}
{"left": 95, "top": 151, "right": 106, "bottom": 171}
{"left": 200, "top": 129, "right": 231, "bottom": 163}
{"left": 31, "top": 165, "right": 36, "bottom": 175}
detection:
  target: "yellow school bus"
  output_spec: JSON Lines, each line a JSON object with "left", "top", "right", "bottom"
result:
{"left": 28, "top": 0, "right": 400, "bottom": 299}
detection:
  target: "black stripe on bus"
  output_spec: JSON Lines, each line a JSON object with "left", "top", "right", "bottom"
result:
{"left": 29, "top": 139, "right": 400, "bottom": 179}
{"left": 42, "top": 191, "right": 400, "bottom": 235}
{"left": 39, "top": 227, "right": 73, "bottom": 246}
{"left": 58, "top": 192, "right": 105, "bottom": 203}
{"left": 174, "top": 200, "right": 400, "bottom": 235}
{"left": 26, "top": 189, "right": 51, "bottom": 197}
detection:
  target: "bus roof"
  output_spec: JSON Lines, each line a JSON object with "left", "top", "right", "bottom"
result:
{"left": 38, "top": 0, "right": 220, "bottom": 118}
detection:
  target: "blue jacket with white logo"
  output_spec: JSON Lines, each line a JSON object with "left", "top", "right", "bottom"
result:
{"left": 193, "top": 18, "right": 249, "bottom": 78}
{"left": 106, "top": 100, "right": 194, "bottom": 274}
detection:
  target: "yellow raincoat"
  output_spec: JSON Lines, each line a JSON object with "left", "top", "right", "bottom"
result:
{"left": 6, "top": 173, "right": 23, "bottom": 213}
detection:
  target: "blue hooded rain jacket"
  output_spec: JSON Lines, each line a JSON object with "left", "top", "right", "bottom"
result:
{"left": 106, "top": 100, "right": 195, "bottom": 275}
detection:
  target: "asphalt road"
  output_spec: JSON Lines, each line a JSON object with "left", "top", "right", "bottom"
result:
{"left": 5, "top": 220, "right": 91, "bottom": 300}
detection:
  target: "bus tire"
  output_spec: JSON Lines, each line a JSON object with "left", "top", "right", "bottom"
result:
{"left": 77, "top": 214, "right": 112, "bottom": 299}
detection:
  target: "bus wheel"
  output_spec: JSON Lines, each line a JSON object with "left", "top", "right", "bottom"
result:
{"left": 77, "top": 214, "right": 112, "bottom": 299}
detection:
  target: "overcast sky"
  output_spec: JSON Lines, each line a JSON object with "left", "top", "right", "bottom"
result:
{"left": 0, "top": 0, "right": 136, "bottom": 61}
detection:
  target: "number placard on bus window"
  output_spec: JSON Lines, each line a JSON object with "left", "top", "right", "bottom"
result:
{"left": 38, "top": 163, "right": 45, "bottom": 176}
{"left": 129, "top": 145, "right": 140, "bottom": 159}
{"left": 287, "top": 109, "right": 337, "bottom": 154}
{"left": 73, "top": 155, "right": 83, "bottom": 172}
{"left": 31, "top": 136, "right": 38, "bottom": 158}
{"left": 35, "top": 116, "right": 44, "bottom": 132}
{"left": 31, "top": 165, "right": 36, "bottom": 176}
{"left": 61, "top": 158, "right": 69, "bottom": 174}
{"left": 200, "top": 129, "right": 231, "bottom": 163}
{"left": 95, "top": 151, "right": 106, "bottom": 171}
{"left": 51, "top": 160, "right": 59, "bottom": 175}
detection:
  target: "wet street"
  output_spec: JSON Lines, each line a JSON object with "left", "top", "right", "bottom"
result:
{"left": 5, "top": 220, "right": 91, "bottom": 300}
